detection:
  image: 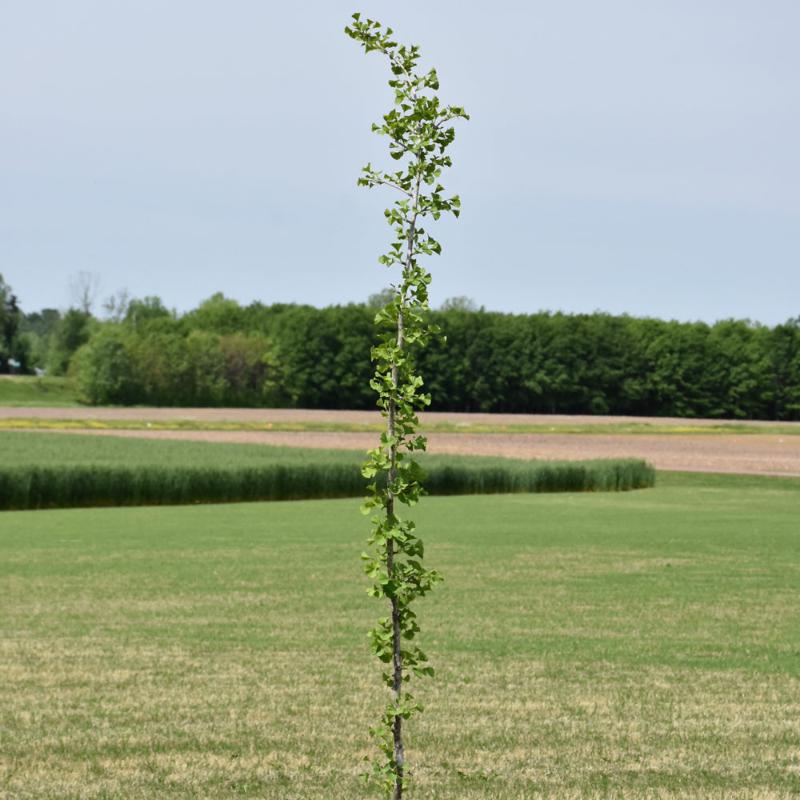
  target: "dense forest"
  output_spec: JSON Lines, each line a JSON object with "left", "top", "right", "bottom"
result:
{"left": 3, "top": 274, "right": 799, "bottom": 419}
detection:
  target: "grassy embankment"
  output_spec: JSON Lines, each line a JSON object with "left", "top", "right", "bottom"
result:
{"left": 0, "top": 376, "right": 77, "bottom": 406}
{"left": 1, "top": 472, "right": 798, "bottom": 798}
{"left": 0, "top": 432, "right": 653, "bottom": 510}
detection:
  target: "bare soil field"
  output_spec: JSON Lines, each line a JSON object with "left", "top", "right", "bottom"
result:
{"left": 1, "top": 406, "right": 798, "bottom": 428}
{"left": 5, "top": 406, "right": 799, "bottom": 476}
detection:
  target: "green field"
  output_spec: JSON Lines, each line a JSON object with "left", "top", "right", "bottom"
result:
{"left": 0, "top": 376, "right": 78, "bottom": 406}
{"left": 0, "top": 430, "right": 368, "bottom": 468}
{"left": 0, "top": 430, "right": 649, "bottom": 472}
{"left": 1, "top": 472, "right": 798, "bottom": 799}
{"left": 0, "top": 432, "right": 654, "bottom": 509}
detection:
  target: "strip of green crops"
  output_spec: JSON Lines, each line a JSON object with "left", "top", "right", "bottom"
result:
{"left": 0, "top": 432, "right": 654, "bottom": 510}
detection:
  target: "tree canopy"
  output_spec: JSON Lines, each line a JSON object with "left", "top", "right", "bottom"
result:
{"left": 10, "top": 287, "right": 800, "bottom": 420}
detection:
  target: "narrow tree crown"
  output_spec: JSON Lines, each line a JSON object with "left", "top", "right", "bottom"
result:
{"left": 346, "top": 12, "right": 467, "bottom": 798}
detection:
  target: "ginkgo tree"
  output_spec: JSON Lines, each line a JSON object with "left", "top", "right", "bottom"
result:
{"left": 346, "top": 12, "right": 468, "bottom": 799}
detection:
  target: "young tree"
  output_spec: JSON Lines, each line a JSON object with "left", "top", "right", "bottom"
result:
{"left": 69, "top": 270, "right": 101, "bottom": 315}
{"left": 47, "top": 308, "right": 92, "bottom": 375}
{"left": 102, "top": 288, "right": 132, "bottom": 323}
{"left": 346, "top": 13, "right": 468, "bottom": 798}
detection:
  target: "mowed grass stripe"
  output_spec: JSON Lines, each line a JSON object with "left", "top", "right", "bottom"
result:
{"left": 0, "top": 432, "right": 654, "bottom": 510}
{"left": 0, "top": 475, "right": 798, "bottom": 798}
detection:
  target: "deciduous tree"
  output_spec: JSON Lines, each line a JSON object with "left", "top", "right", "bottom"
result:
{"left": 346, "top": 13, "right": 468, "bottom": 797}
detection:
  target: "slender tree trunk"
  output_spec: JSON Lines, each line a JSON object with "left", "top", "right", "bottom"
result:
{"left": 386, "top": 167, "right": 419, "bottom": 799}
{"left": 387, "top": 304, "right": 405, "bottom": 799}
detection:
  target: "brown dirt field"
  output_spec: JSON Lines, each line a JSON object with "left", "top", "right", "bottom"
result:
{"left": 18, "top": 426, "right": 800, "bottom": 478}
{"left": 4, "top": 406, "right": 800, "bottom": 476}
{"left": 2, "top": 406, "right": 800, "bottom": 428}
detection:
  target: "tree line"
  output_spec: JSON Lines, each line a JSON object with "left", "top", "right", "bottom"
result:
{"left": 4, "top": 276, "right": 799, "bottom": 419}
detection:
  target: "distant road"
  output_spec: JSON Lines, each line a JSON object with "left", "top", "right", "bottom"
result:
{"left": 3, "top": 407, "right": 799, "bottom": 477}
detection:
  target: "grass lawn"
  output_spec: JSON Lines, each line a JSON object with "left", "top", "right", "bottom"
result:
{"left": 0, "top": 376, "right": 78, "bottom": 407}
{"left": 1, "top": 473, "right": 799, "bottom": 799}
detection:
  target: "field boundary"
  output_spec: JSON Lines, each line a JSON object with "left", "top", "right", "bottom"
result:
{"left": 2, "top": 413, "right": 800, "bottom": 436}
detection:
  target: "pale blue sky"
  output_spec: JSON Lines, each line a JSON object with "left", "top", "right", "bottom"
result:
{"left": 2, "top": 1, "right": 798, "bottom": 324}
